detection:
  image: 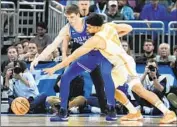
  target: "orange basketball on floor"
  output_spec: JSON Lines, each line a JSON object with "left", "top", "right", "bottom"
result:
{"left": 11, "top": 97, "right": 30, "bottom": 115}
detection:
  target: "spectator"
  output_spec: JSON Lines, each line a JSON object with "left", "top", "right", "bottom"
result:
{"left": 145, "top": 0, "right": 173, "bottom": 8}
{"left": 140, "top": 0, "right": 168, "bottom": 23}
{"left": 21, "top": 39, "right": 30, "bottom": 54}
{"left": 106, "top": 0, "right": 123, "bottom": 22}
{"left": 155, "top": 43, "right": 176, "bottom": 63}
{"left": 14, "top": 42, "right": 24, "bottom": 55}
{"left": 167, "top": 74, "right": 177, "bottom": 115}
{"left": 118, "top": 0, "right": 135, "bottom": 20}
{"left": 136, "top": 39, "right": 156, "bottom": 63}
{"left": 1, "top": 46, "right": 18, "bottom": 74}
{"left": 4, "top": 60, "right": 47, "bottom": 114}
{"left": 52, "top": 49, "right": 60, "bottom": 61}
{"left": 30, "top": 22, "right": 52, "bottom": 52}
{"left": 17, "top": 40, "right": 32, "bottom": 61}
{"left": 47, "top": 75, "right": 106, "bottom": 114}
{"left": 134, "top": 0, "right": 146, "bottom": 12}
{"left": 46, "top": 74, "right": 86, "bottom": 114}
{"left": 121, "top": 40, "right": 134, "bottom": 58}
{"left": 26, "top": 42, "right": 54, "bottom": 62}
{"left": 169, "top": 0, "right": 177, "bottom": 11}
{"left": 13, "top": 41, "right": 31, "bottom": 61}
{"left": 170, "top": 9, "right": 177, "bottom": 20}
{"left": 167, "top": 90, "right": 177, "bottom": 115}
{"left": 171, "top": 45, "right": 177, "bottom": 77}
{"left": 169, "top": 0, "right": 177, "bottom": 20}
{"left": 78, "top": 0, "right": 90, "bottom": 17}
{"left": 89, "top": 0, "right": 107, "bottom": 14}
{"left": 128, "top": 0, "right": 136, "bottom": 9}
{"left": 26, "top": 42, "right": 40, "bottom": 62}
{"left": 166, "top": 46, "right": 177, "bottom": 115}
{"left": 67, "top": 0, "right": 94, "bottom": 7}
{"left": 133, "top": 59, "right": 170, "bottom": 115}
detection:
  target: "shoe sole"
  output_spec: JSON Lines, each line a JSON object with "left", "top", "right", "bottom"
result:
{"left": 160, "top": 117, "right": 177, "bottom": 124}
{"left": 120, "top": 116, "right": 143, "bottom": 121}
{"left": 50, "top": 117, "right": 68, "bottom": 122}
{"left": 106, "top": 117, "right": 117, "bottom": 121}
{"left": 167, "top": 93, "right": 177, "bottom": 108}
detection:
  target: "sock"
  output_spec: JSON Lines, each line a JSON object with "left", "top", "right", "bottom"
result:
{"left": 124, "top": 101, "right": 137, "bottom": 114}
{"left": 143, "top": 106, "right": 152, "bottom": 114}
{"left": 155, "top": 101, "right": 170, "bottom": 114}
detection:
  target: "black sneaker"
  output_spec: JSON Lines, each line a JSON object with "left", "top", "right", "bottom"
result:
{"left": 106, "top": 106, "right": 117, "bottom": 121}
{"left": 50, "top": 108, "right": 68, "bottom": 122}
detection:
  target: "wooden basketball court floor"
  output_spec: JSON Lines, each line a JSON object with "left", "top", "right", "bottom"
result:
{"left": 1, "top": 114, "right": 177, "bottom": 126}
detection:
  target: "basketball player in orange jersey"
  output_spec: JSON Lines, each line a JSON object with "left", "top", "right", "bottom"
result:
{"left": 44, "top": 13, "right": 177, "bottom": 124}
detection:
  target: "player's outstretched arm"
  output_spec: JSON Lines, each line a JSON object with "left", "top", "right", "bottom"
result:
{"left": 62, "top": 35, "right": 70, "bottom": 61}
{"left": 30, "top": 24, "right": 69, "bottom": 71}
{"left": 43, "top": 36, "right": 101, "bottom": 75}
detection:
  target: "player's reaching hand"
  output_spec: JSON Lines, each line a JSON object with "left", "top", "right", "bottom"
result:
{"left": 43, "top": 67, "right": 56, "bottom": 76}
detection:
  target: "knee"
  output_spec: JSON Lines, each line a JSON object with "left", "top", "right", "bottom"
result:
{"left": 39, "top": 93, "right": 48, "bottom": 101}
{"left": 46, "top": 96, "right": 60, "bottom": 106}
{"left": 132, "top": 84, "right": 146, "bottom": 97}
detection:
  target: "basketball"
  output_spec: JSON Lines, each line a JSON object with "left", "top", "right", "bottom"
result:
{"left": 11, "top": 97, "right": 30, "bottom": 115}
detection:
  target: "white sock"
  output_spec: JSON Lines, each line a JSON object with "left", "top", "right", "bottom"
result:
{"left": 155, "top": 101, "right": 170, "bottom": 114}
{"left": 124, "top": 101, "right": 137, "bottom": 114}
{"left": 143, "top": 106, "right": 152, "bottom": 114}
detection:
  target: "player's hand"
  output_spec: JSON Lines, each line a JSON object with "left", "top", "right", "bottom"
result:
{"left": 43, "top": 67, "right": 56, "bottom": 76}
{"left": 30, "top": 58, "right": 39, "bottom": 71}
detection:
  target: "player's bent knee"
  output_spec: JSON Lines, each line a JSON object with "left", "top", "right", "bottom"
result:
{"left": 128, "top": 78, "right": 141, "bottom": 90}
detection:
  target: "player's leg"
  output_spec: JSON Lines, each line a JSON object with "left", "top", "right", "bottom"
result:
{"left": 114, "top": 89, "right": 143, "bottom": 121}
{"left": 90, "top": 66, "right": 108, "bottom": 114}
{"left": 50, "top": 51, "right": 103, "bottom": 121}
{"left": 112, "top": 64, "right": 142, "bottom": 121}
{"left": 50, "top": 60, "right": 87, "bottom": 122}
{"left": 127, "top": 57, "right": 176, "bottom": 123}
{"left": 99, "top": 58, "right": 117, "bottom": 121}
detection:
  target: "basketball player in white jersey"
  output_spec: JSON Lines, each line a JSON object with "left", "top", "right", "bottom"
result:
{"left": 44, "top": 13, "right": 177, "bottom": 124}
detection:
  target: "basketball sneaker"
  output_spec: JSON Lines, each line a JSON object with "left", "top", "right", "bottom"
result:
{"left": 160, "top": 111, "right": 177, "bottom": 124}
{"left": 106, "top": 105, "right": 117, "bottom": 121}
{"left": 120, "top": 110, "right": 143, "bottom": 121}
{"left": 50, "top": 108, "right": 68, "bottom": 122}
